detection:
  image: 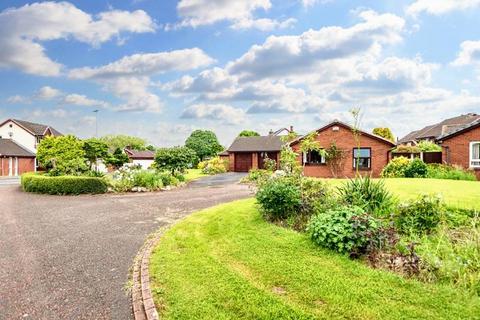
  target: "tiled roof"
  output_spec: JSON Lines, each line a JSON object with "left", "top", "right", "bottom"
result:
{"left": 399, "top": 113, "right": 480, "bottom": 144}
{"left": 437, "top": 118, "right": 480, "bottom": 141}
{"left": 124, "top": 149, "right": 155, "bottom": 159}
{"left": 228, "top": 135, "right": 283, "bottom": 152}
{"left": 0, "top": 139, "right": 35, "bottom": 157}
{"left": 5, "top": 119, "right": 63, "bottom": 137}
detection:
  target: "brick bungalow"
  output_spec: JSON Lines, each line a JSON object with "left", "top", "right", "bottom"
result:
{"left": 290, "top": 121, "right": 395, "bottom": 178}
{"left": 124, "top": 148, "right": 155, "bottom": 169}
{"left": 227, "top": 135, "right": 283, "bottom": 172}
{"left": 0, "top": 139, "right": 36, "bottom": 176}
{"left": 436, "top": 119, "right": 480, "bottom": 180}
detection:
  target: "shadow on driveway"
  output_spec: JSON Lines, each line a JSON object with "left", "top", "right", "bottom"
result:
{"left": 188, "top": 172, "right": 247, "bottom": 188}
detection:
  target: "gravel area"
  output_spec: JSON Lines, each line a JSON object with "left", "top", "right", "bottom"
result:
{"left": 0, "top": 176, "right": 252, "bottom": 320}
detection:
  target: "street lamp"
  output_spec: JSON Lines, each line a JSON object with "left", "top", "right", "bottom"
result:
{"left": 93, "top": 109, "right": 99, "bottom": 137}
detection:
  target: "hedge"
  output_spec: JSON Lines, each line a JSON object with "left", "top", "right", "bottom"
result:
{"left": 21, "top": 173, "right": 108, "bottom": 195}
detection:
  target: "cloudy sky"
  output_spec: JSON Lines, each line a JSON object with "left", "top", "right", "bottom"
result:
{"left": 0, "top": 0, "right": 479, "bottom": 146}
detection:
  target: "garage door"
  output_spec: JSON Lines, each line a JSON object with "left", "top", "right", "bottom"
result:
{"left": 234, "top": 153, "right": 252, "bottom": 172}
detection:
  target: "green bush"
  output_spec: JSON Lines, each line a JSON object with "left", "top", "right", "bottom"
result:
{"left": 308, "top": 206, "right": 382, "bottom": 256}
{"left": 21, "top": 173, "right": 108, "bottom": 195}
{"left": 417, "top": 140, "right": 442, "bottom": 152}
{"left": 381, "top": 157, "right": 410, "bottom": 178}
{"left": 198, "top": 157, "right": 227, "bottom": 175}
{"left": 394, "top": 194, "right": 445, "bottom": 234}
{"left": 427, "top": 164, "right": 477, "bottom": 181}
{"left": 300, "top": 178, "right": 333, "bottom": 215}
{"left": 242, "top": 169, "right": 272, "bottom": 185}
{"left": 159, "top": 172, "right": 180, "bottom": 187}
{"left": 337, "top": 176, "right": 394, "bottom": 216}
{"left": 132, "top": 170, "right": 163, "bottom": 190}
{"left": 256, "top": 177, "right": 301, "bottom": 220}
{"left": 404, "top": 158, "right": 428, "bottom": 178}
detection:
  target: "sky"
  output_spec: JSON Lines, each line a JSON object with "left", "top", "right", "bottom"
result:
{"left": 0, "top": 0, "right": 479, "bottom": 147}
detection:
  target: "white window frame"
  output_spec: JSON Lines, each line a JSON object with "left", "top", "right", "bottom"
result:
{"left": 470, "top": 141, "right": 480, "bottom": 168}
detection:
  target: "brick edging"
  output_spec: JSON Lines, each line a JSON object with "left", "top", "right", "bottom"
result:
{"left": 132, "top": 232, "right": 163, "bottom": 320}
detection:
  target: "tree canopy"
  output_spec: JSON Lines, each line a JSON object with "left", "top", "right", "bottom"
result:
{"left": 185, "top": 130, "right": 223, "bottom": 161}
{"left": 37, "top": 135, "right": 88, "bottom": 175}
{"left": 104, "top": 148, "right": 129, "bottom": 169}
{"left": 372, "top": 127, "right": 395, "bottom": 142}
{"left": 155, "top": 146, "right": 197, "bottom": 174}
{"left": 100, "top": 134, "right": 147, "bottom": 152}
{"left": 83, "top": 138, "right": 109, "bottom": 169}
{"left": 238, "top": 130, "right": 260, "bottom": 137}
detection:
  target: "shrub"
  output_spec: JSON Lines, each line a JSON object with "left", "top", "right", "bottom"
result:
{"left": 155, "top": 146, "right": 197, "bottom": 174}
{"left": 198, "top": 157, "right": 227, "bottom": 175}
{"left": 263, "top": 158, "right": 277, "bottom": 172}
{"left": 241, "top": 169, "right": 271, "bottom": 185}
{"left": 132, "top": 170, "right": 163, "bottom": 191}
{"left": 381, "top": 157, "right": 410, "bottom": 178}
{"left": 394, "top": 194, "right": 445, "bottom": 234}
{"left": 393, "top": 145, "right": 421, "bottom": 153}
{"left": 159, "top": 172, "right": 179, "bottom": 187}
{"left": 417, "top": 140, "right": 442, "bottom": 152}
{"left": 300, "top": 178, "right": 333, "bottom": 215}
{"left": 337, "top": 176, "right": 394, "bottom": 216}
{"left": 21, "top": 173, "right": 108, "bottom": 195}
{"left": 308, "top": 206, "right": 382, "bottom": 256}
{"left": 256, "top": 177, "right": 301, "bottom": 220}
{"left": 404, "top": 158, "right": 428, "bottom": 178}
{"left": 427, "top": 164, "right": 477, "bottom": 181}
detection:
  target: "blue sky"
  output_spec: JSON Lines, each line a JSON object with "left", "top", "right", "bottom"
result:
{"left": 0, "top": 0, "right": 479, "bottom": 146}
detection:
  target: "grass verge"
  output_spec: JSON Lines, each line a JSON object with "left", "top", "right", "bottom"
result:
{"left": 150, "top": 198, "right": 480, "bottom": 319}
{"left": 184, "top": 169, "right": 208, "bottom": 182}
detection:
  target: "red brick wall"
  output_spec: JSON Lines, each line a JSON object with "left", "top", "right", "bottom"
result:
{"left": 0, "top": 157, "right": 8, "bottom": 176}
{"left": 0, "top": 157, "right": 35, "bottom": 176}
{"left": 441, "top": 125, "right": 480, "bottom": 180}
{"left": 291, "top": 124, "right": 393, "bottom": 178}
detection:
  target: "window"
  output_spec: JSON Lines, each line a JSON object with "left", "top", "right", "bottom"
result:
{"left": 470, "top": 142, "right": 480, "bottom": 168}
{"left": 303, "top": 150, "right": 326, "bottom": 165}
{"left": 353, "top": 148, "right": 371, "bottom": 169}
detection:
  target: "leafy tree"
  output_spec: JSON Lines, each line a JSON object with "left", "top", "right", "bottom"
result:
{"left": 372, "top": 127, "right": 395, "bottom": 142}
{"left": 146, "top": 145, "right": 156, "bottom": 151}
{"left": 299, "top": 132, "right": 325, "bottom": 169}
{"left": 37, "top": 135, "right": 88, "bottom": 176}
{"left": 104, "top": 148, "right": 129, "bottom": 169}
{"left": 155, "top": 146, "right": 197, "bottom": 174}
{"left": 238, "top": 130, "right": 260, "bottom": 137}
{"left": 100, "top": 134, "right": 146, "bottom": 152}
{"left": 83, "top": 138, "right": 109, "bottom": 170}
{"left": 185, "top": 130, "right": 223, "bottom": 161}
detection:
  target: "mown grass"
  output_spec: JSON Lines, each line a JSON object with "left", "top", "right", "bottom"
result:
{"left": 184, "top": 169, "right": 208, "bottom": 182}
{"left": 150, "top": 198, "right": 480, "bottom": 319}
{"left": 324, "top": 178, "right": 480, "bottom": 210}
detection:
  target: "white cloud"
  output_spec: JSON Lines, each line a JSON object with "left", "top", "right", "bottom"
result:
{"left": 69, "top": 48, "right": 214, "bottom": 113}
{"left": 36, "top": 86, "right": 62, "bottom": 100}
{"left": 69, "top": 48, "right": 214, "bottom": 79}
{"left": 175, "top": 0, "right": 271, "bottom": 27}
{"left": 230, "top": 17, "right": 296, "bottom": 31}
{"left": 181, "top": 103, "right": 246, "bottom": 124}
{"left": 61, "top": 94, "right": 109, "bottom": 107}
{"left": 227, "top": 10, "right": 405, "bottom": 81}
{"left": 6, "top": 95, "right": 30, "bottom": 104}
{"left": 0, "top": 1, "right": 156, "bottom": 76}
{"left": 406, "top": 0, "right": 480, "bottom": 16}
{"left": 451, "top": 40, "right": 480, "bottom": 66}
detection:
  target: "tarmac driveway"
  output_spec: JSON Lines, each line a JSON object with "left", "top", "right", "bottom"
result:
{"left": 0, "top": 174, "right": 251, "bottom": 319}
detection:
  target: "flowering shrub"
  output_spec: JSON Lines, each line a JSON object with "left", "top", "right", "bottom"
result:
{"left": 198, "top": 157, "right": 228, "bottom": 175}
{"left": 110, "top": 164, "right": 177, "bottom": 192}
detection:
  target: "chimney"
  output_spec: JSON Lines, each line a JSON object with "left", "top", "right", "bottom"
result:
{"left": 289, "top": 126, "right": 294, "bottom": 133}
{"left": 269, "top": 129, "right": 273, "bottom": 135}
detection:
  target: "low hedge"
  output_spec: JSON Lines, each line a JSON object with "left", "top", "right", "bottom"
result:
{"left": 21, "top": 173, "right": 108, "bottom": 195}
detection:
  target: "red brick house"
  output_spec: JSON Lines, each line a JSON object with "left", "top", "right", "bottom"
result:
{"left": 290, "top": 121, "right": 395, "bottom": 178}
{"left": 227, "top": 135, "right": 283, "bottom": 172}
{"left": 0, "top": 139, "right": 36, "bottom": 176}
{"left": 437, "top": 119, "right": 480, "bottom": 180}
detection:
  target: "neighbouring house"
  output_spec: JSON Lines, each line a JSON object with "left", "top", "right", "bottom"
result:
{"left": 124, "top": 148, "right": 155, "bottom": 169}
{"left": 290, "top": 121, "right": 395, "bottom": 178}
{"left": 218, "top": 150, "right": 230, "bottom": 163}
{"left": 227, "top": 135, "right": 283, "bottom": 172}
{"left": 0, "top": 119, "right": 62, "bottom": 176}
{"left": 436, "top": 119, "right": 480, "bottom": 180}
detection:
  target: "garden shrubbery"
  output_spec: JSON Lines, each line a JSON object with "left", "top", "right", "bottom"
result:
{"left": 255, "top": 177, "right": 301, "bottom": 221}
{"left": 198, "top": 157, "right": 228, "bottom": 175}
{"left": 394, "top": 194, "right": 445, "bottom": 234}
{"left": 21, "top": 173, "right": 108, "bottom": 195}
{"left": 382, "top": 157, "right": 475, "bottom": 181}
{"left": 109, "top": 165, "right": 180, "bottom": 192}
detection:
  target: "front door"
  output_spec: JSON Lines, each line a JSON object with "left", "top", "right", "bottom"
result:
{"left": 234, "top": 153, "right": 252, "bottom": 172}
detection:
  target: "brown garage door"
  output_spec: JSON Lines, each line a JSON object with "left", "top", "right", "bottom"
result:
{"left": 234, "top": 153, "right": 252, "bottom": 172}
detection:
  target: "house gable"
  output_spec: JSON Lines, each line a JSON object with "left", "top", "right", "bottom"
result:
{"left": 0, "top": 120, "right": 37, "bottom": 153}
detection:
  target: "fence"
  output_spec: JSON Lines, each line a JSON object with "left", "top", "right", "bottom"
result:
{"left": 391, "top": 151, "right": 442, "bottom": 164}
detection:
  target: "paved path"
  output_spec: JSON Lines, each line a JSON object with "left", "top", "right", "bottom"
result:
{"left": 0, "top": 174, "right": 252, "bottom": 320}
{"left": 0, "top": 177, "right": 20, "bottom": 186}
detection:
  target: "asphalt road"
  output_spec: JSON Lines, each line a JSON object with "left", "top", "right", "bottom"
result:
{"left": 0, "top": 173, "right": 251, "bottom": 320}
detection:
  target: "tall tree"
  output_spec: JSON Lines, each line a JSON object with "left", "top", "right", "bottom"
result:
{"left": 238, "top": 130, "right": 260, "bottom": 137}
{"left": 105, "top": 148, "right": 129, "bottom": 169}
{"left": 185, "top": 130, "right": 223, "bottom": 161}
{"left": 83, "top": 138, "right": 109, "bottom": 170}
{"left": 155, "top": 146, "right": 198, "bottom": 174}
{"left": 372, "top": 127, "right": 395, "bottom": 142}
{"left": 99, "top": 134, "right": 147, "bottom": 152}
{"left": 37, "top": 135, "right": 88, "bottom": 175}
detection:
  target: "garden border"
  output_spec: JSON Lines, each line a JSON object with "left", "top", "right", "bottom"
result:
{"left": 132, "top": 230, "right": 163, "bottom": 320}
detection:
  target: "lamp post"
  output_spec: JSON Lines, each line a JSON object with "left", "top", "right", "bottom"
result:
{"left": 93, "top": 109, "right": 99, "bottom": 137}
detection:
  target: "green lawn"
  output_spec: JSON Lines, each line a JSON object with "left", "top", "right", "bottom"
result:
{"left": 324, "top": 178, "right": 480, "bottom": 210}
{"left": 150, "top": 198, "right": 480, "bottom": 319}
{"left": 184, "top": 169, "right": 208, "bottom": 182}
